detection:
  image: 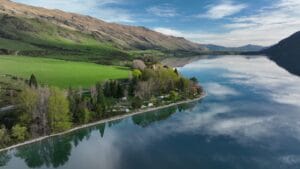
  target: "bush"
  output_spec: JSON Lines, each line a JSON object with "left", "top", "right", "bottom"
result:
{"left": 0, "top": 126, "right": 10, "bottom": 147}
{"left": 131, "top": 97, "right": 142, "bottom": 109}
{"left": 29, "top": 74, "right": 38, "bottom": 88}
{"left": 132, "top": 69, "right": 142, "bottom": 79}
{"left": 169, "top": 91, "right": 180, "bottom": 102}
{"left": 141, "top": 68, "right": 156, "bottom": 81}
{"left": 12, "top": 124, "right": 27, "bottom": 142}
{"left": 190, "top": 77, "right": 198, "bottom": 83}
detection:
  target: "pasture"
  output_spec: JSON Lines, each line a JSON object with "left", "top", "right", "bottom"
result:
{"left": 0, "top": 56, "right": 130, "bottom": 88}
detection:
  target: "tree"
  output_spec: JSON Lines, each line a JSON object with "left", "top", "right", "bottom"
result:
{"left": 141, "top": 68, "right": 156, "bottom": 81}
{"left": 48, "top": 87, "right": 72, "bottom": 133}
{"left": 132, "top": 69, "right": 142, "bottom": 79}
{"left": 34, "top": 87, "right": 51, "bottom": 136}
{"left": 79, "top": 108, "right": 92, "bottom": 124}
{"left": 190, "top": 77, "right": 198, "bottom": 83}
{"left": 116, "top": 82, "right": 124, "bottom": 98}
{"left": 174, "top": 68, "right": 179, "bottom": 76}
{"left": 29, "top": 74, "right": 38, "bottom": 88}
{"left": 75, "top": 97, "right": 94, "bottom": 124}
{"left": 0, "top": 126, "right": 10, "bottom": 148}
{"left": 128, "top": 77, "right": 138, "bottom": 97}
{"left": 103, "top": 80, "right": 123, "bottom": 98}
{"left": 134, "top": 80, "right": 155, "bottom": 99}
{"left": 68, "top": 88, "right": 83, "bottom": 124}
{"left": 110, "top": 80, "right": 118, "bottom": 98}
{"left": 177, "top": 77, "right": 190, "bottom": 93}
{"left": 103, "top": 80, "right": 112, "bottom": 97}
{"left": 157, "top": 67, "right": 179, "bottom": 92}
{"left": 95, "top": 83, "right": 107, "bottom": 118}
{"left": 12, "top": 124, "right": 27, "bottom": 142}
{"left": 131, "top": 97, "right": 142, "bottom": 109}
{"left": 132, "top": 60, "right": 146, "bottom": 70}
{"left": 170, "top": 91, "right": 180, "bottom": 102}
{"left": 18, "top": 87, "right": 38, "bottom": 126}
{"left": 18, "top": 87, "right": 50, "bottom": 137}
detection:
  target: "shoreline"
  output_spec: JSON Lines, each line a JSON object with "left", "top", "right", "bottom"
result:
{"left": 0, "top": 94, "right": 206, "bottom": 153}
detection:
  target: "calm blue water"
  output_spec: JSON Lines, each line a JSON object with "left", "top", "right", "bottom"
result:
{"left": 1, "top": 55, "right": 300, "bottom": 169}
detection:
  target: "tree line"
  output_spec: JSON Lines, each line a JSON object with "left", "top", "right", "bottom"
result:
{"left": 0, "top": 61, "right": 203, "bottom": 148}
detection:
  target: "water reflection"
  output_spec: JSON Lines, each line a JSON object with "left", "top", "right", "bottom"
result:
{"left": 15, "top": 137, "right": 72, "bottom": 168}
{"left": 0, "top": 102, "right": 198, "bottom": 168}
{"left": 1, "top": 55, "right": 300, "bottom": 169}
{"left": 0, "top": 152, "right": 10, "bottom": 167}
{"left": 132, "top": 102, "right": 197, "bottom": 127}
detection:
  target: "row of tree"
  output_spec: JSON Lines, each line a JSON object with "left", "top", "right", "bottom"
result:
{"left": 0, "top": 63, "right": 203, "bottom": 148}
{"left": 0, "top": 78, "right": 128, "bottom": 148}
{"left": 132, "top": 65, "right": 202, "bottom": 100}
{"left": 0, "top": 85, "right": 72, "bottom": 147}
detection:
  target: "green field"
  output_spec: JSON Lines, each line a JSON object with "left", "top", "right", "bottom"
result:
{"left": 0, "top": 56, "right": 130, "bottom": 88}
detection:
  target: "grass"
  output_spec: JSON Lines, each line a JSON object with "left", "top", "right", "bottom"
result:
{"left": 0, "top": 14, "right": 130, "bottom": 63}
{"left": 0, "top": 38, "right": 41, "bottom": 51}
{"left": 0, "top": 56, "right": 130, "bottom": 88}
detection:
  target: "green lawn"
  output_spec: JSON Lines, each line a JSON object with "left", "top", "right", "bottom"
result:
{"left": 0, "top": 56, "right": 130, "bottom": 88}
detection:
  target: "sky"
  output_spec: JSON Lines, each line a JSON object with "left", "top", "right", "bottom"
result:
{"left": 11, "top": 0, "right": 300, "bottom": 47}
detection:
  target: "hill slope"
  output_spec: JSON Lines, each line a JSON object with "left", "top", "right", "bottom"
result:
{"left": 205, "top": 44, "right": 265, "bottom": 52}
{"left": 0, "top": 0, "right": 207, "bottom": 63}
{"left": 263, "top": 31, "right": 300, "bottom": 75}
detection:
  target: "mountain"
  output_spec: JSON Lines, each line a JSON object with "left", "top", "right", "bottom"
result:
{"left": 205, "top": 44, "right": 265, "bottom": 52}
{"left": 263, "top": 31, "right": 300, "bottom": 75}
{"left": 0, "top": 0, "right": 207, "bottom": 64}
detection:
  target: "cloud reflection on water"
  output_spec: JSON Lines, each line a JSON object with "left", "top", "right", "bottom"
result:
{"left": 204, "top": 82, "right": 240, "bottom": 97}
{"left": 2, "top": 55, "right": 300, "bottom": 169}
{"left": 182, "top": 55, "right": 300, "bottom": 106}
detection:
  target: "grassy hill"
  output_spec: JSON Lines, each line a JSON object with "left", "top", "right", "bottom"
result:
{"left": 0, "top": 55, "right": 130, "bottom": 88}
{"left": 0, "top": 0, "right": 207, "bottom": 64}
{"left": 0, "top": 0, "right": 207, "bottom": 91}
{"left": 0, "top": 14, "right": 130, "bottom": 64}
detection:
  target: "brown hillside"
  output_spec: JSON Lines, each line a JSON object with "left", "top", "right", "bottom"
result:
{"left": 0, "top": 0, "right": 207, "bottom": 52}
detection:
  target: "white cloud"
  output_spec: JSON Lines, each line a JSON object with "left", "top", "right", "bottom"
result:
{"left": 12, "top": 0, "right": 300, "bottom": 46}
{"left": 153, "top": 27, "right": 183, "bottom": 36}
{"left": 147, "top": 4, "right": 178, "bottom": 17}
{"left": 153, "top": 27, "right": 239, "bottom": 46}
{"left": 12, "top": 0, "right": 135, "bottom": 23}
{"left": 155, "top": 0, "right": 300, "bottom": 46}
{"left": 198, "top": 1, "right": 247, "bottom": 19}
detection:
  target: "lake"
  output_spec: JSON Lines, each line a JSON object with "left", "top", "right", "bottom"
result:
{"left": 1, "top": 55, "right": 300, "bottom": 169}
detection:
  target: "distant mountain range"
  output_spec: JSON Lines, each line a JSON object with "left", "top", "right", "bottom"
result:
{"left": 204, "top": 44, "right": 266, "bottom": 52}
{"left": 0, "top": 0, "right": 207, "bottom": 63}
{"left": 263, "top": 31, "right": 300, "bottom": 76}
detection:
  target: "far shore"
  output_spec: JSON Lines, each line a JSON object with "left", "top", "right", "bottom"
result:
{"left": 0, "top": 93, "right": 206, "bottom": 153}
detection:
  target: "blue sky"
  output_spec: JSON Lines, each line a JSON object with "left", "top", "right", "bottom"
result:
{"left": 12, "top": 0, "right": 300, "bottom": 47}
